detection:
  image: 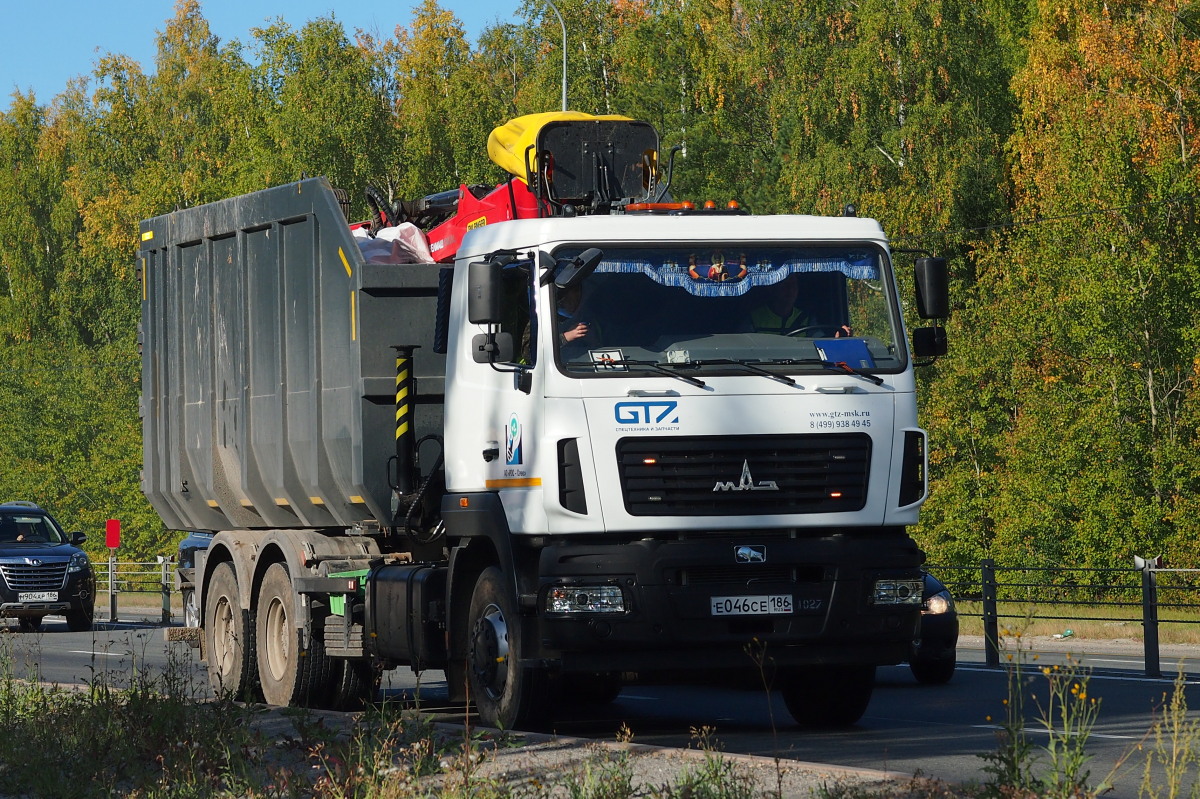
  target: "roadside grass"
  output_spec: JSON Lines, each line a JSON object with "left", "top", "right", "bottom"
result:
{"left": 954, "top": 602, "right": 1200, "bottom": 645}
{"left": 0, "top": 635, "right": 769, "bottom": 799}
{"left": 4, "top": 621, "right": 1200, "bottom": 798}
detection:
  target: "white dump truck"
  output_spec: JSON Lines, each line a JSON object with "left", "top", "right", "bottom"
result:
{"left": 140, "top": 112, "right": 949, "bottom": 729}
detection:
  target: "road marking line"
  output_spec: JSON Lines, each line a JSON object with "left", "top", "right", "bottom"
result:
{"left": 66, "top": 650, "right": 126, "bottom": 657}
{"left": 972, "top": 724, "right": 1137, "bottom": 740}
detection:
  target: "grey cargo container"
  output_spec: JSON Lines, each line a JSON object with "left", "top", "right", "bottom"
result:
{"left": 139, "top": 178, "right": 445, "bottom": 532}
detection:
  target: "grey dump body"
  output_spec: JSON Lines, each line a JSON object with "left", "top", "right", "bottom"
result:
{"left": 139, "top": 178, "right": 443, "bottom": 532}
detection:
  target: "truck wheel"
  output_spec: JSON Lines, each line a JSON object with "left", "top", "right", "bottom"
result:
{"left": 65, "top": 603, "right": 94, "bottom": 632}
{"left": 256, "top": 562, "right": 333, "bottom": 707}
{"left": 780, "top": 665, "right": 876, "bottom": 727}
{"left": 466, "top": 566, "right": 545, "bottom": 729}
{"left": 204, "top": 561, "right": 259, "bottom": 700}
{"left": 330, "top": 660, "right": 379, "bottom": 710}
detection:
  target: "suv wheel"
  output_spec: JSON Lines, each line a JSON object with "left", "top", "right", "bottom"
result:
{"left": 66, "top": 603, "right": 94, "bottom": 632}
{"left": 17, "top": 617, "right": 43, "bottom": 633}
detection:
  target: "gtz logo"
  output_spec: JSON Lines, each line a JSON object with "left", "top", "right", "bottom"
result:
{"left": 713, "top": 460, "right": 779, "bottom": 492}
{"left": 614, "top": 401, "right": 679, "bottom": 425}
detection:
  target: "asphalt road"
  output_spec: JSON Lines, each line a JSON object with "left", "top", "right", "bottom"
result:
{"left": 5, "top": 615, "right": 1197, "bottom": 798}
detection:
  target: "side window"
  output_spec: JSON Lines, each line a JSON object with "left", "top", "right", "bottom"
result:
{"left": 500, "top": 265, "right": 535, "bottom": 365}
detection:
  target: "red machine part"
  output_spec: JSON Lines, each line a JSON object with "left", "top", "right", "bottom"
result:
{"left": 426, "top": 179, "right": 541, "bottom": 263}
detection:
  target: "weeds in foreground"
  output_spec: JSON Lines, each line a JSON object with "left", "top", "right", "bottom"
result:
{"left": 978, "top": 625, "right": 1132, "bottom": 799}
{"left": 1139, "top": 667, "right": 1200, "bottom": 799}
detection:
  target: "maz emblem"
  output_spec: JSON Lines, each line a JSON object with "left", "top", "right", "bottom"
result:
{"left": 735, "top": 545, "right": 766, "bottom": 564}
{"left": 713, "top": 460, "right": 779, "bottom": 492}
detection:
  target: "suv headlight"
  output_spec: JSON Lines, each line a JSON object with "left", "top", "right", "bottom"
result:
{"left": 68, "top": 552, "right": 90, "bottom": 573}
{"left": 923, "top": 589, "right": 954, "bottom": 615}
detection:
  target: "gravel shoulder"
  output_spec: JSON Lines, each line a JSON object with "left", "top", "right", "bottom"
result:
{"left": 246, "top": 706, "right": 902, "bottom": 797}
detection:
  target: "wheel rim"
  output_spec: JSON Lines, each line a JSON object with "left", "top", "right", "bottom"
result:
{"left": 470, "top": 602, "right": 509, "bottom": 700}
{"left": 212, "top": 596, "right": 235, "bottom": 674}
{"left": 184, "top": 592, "right": 199, "bottom": 627}
{"left": 264, "top": 595, "right": 290, "bottom": 682}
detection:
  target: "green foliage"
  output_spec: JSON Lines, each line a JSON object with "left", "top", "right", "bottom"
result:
{"left": 3, "top": 0, "right": 1200, "bottom": 569}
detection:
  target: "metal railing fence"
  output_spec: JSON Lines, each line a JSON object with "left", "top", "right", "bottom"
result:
{"left": 94, "top": 556, "right": 173, "bottom": 625}
{"left": 929, "top": 558, "right": 1200, "bottom": 677}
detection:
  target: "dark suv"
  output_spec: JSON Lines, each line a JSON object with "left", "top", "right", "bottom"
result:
{"left": 0, "top": 501, "right": 95, "bottom": 632}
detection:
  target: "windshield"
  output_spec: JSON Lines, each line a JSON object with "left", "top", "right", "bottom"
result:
{"left": 0, "top": 513, "right": 66, "bottom": 544}
{"left": 550, "top": 244, "right": 903, "bottom": 376}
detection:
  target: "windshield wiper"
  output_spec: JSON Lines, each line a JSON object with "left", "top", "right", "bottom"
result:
{"left": 758, "top": 358, "right": 885, "bottom": 386}
{"left": 686, "top": 359, "right": 796, "bottom": 386}
{"left": 597, "top": 359, "right": 707, "bottom": 388}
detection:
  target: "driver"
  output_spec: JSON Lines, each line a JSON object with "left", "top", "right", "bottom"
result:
{"left": 750, "top": 274, "right": 807, "bottom": 334}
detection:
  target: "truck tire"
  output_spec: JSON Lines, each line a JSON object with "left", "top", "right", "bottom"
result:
{"left": 204, "top": 561, "right": 259, "bottom": 700}
{"left": 329, "top": 660, "right": 379, "bottom": 710}
{"left": 466, "top": 566, "right": 546, "bottom": 729}
{"left": 780, "top": 665, "right": 875, "bottom": 727}
{"left": 255, "top": 562, "right": 333, "bottom": 707}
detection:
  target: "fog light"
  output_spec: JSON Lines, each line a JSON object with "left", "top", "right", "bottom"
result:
{"left": 873, "top": 579, "right": 922, "bottom": 605}
{"left": 546, "top": 585, "right": 625, "bottom": 614}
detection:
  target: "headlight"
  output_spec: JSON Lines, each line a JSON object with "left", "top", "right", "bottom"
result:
{"left": 68, "top": 552, "right": 90, "bottom": 573}
{"left": 923, "top": 590, "right": 954, "bottom": 615}
{"left": 872, "top": 578, "right": 922, "bottom": 605}
{"left": 545, "top": 585, "right": 625, "bottom": 614}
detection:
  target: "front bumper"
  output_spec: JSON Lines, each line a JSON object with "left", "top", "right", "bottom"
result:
{"left": 0, "top": 570, "right": 95, "bottom": 618}
{"left": 526, "top": 532, "right": 923, "bottom": 674}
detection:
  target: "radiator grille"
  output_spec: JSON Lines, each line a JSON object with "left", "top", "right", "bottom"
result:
{"left": 0, "top": 562, "right": 68, "bottom": 591}
{"left": 680, "top": 565, "right": 818, "bottom": 585}
{"left": 617, "top": 433, "right": 871, "bottom": 516}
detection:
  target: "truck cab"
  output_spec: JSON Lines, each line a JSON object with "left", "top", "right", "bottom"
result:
{"left": 440, "top": 211, "right": 943, "bottom": 726}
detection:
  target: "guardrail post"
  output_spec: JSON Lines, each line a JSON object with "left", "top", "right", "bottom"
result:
{"left": 1138, "top": 556, "right": 1161, "bottom": 678}
{"left": 159, "top": 557, "right": 171, "bottom": 625}
{"left": 982, "top": 558, "right": 1000, "bottom": 667}
{"left": 107, "top": 551, "right": 118, "bottom": 623}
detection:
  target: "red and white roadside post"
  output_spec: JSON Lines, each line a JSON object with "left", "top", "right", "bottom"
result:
{"left": 106, "top": 519, "right": 120, "bottom": 622}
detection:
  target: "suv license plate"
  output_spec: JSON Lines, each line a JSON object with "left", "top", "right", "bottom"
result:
{"left": 711, "top": 595, "right": 793, "bottom": 616}
{"left": 18, "top": 591, "right": 57, "bottom": 602}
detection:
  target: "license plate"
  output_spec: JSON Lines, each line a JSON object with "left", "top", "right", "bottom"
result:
{"left": 711, "top": 595, "right": 793, "bottom": 616}
{"left": 18, "top": 591, "right": 57, "bottom": 602}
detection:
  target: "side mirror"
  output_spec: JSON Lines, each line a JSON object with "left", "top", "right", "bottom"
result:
{"left": 914, "top": 257, "right": 949, "bottom": 319}
{"left": 912, "top": 326, "right": 948, "bottom": 358}
{"left": 468, "top": 260, "right": 502, "bottom": 324}
{"left": 471, "top": 332, "right": 514, "bottom": 364}
{"left": 553, "top": 248, "right": 604, "bottom": 289}
{"left": 70, "top": 532, "right": 87, "bottom": 546}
